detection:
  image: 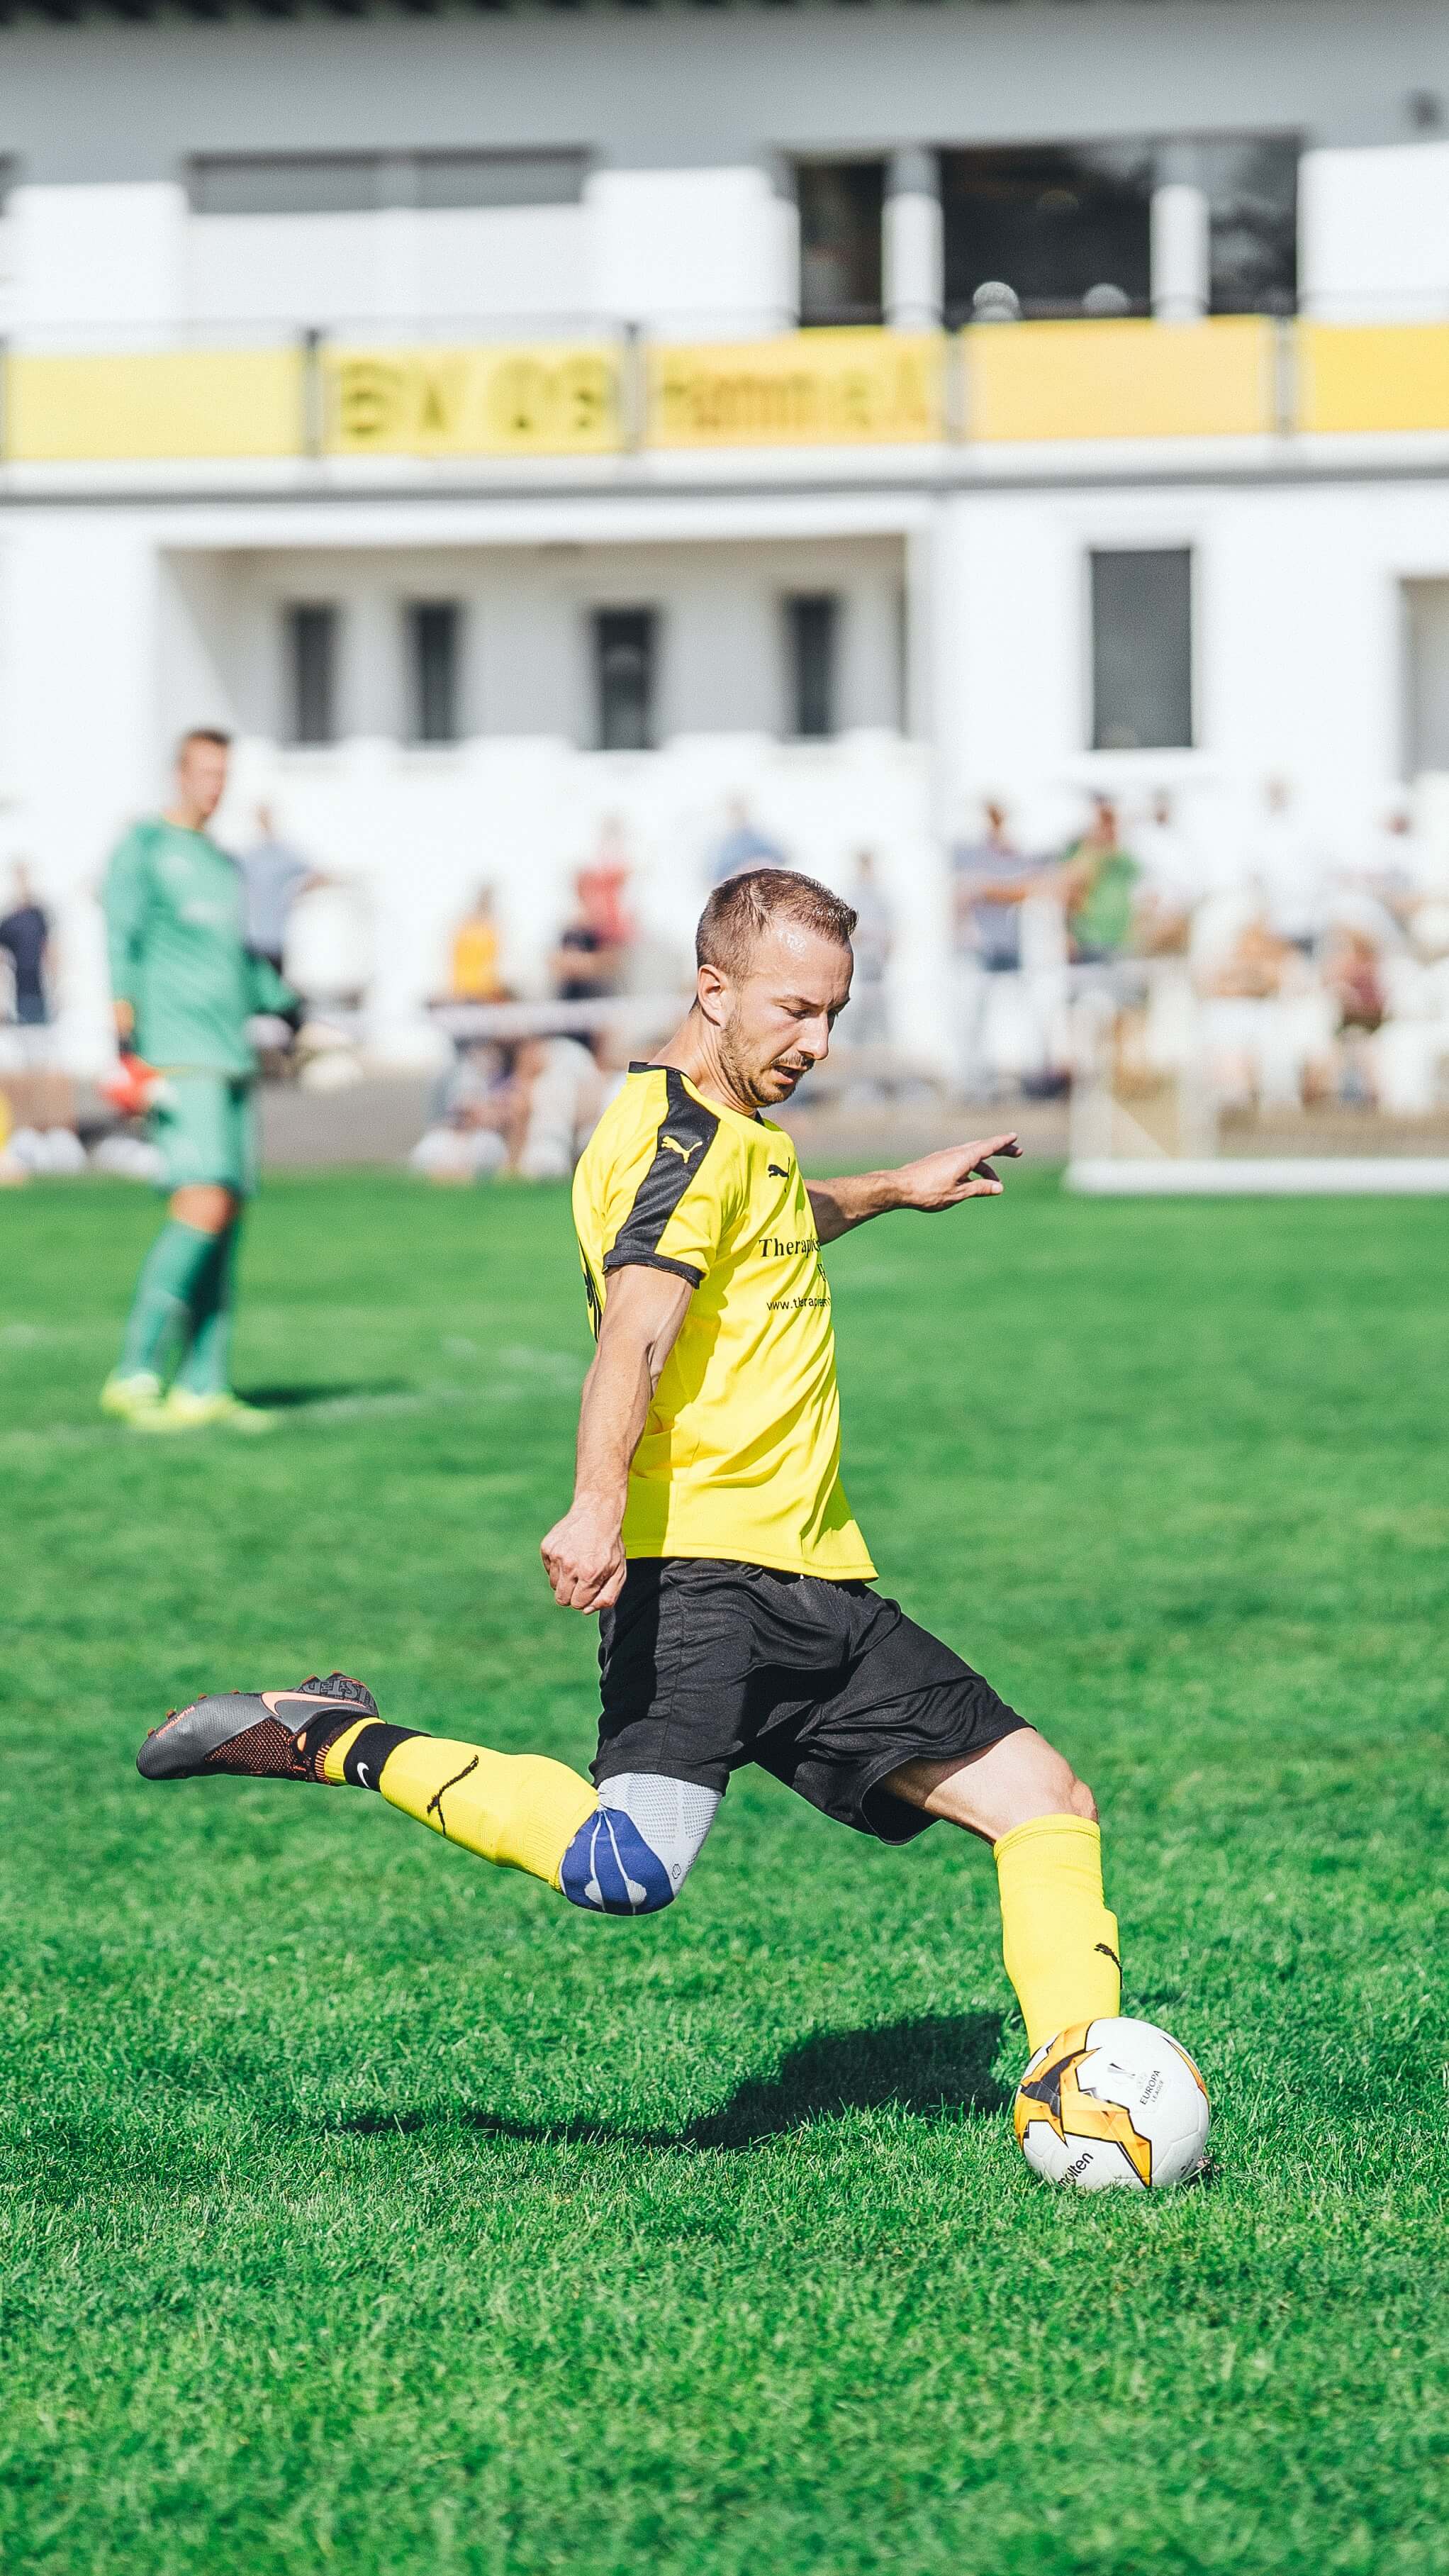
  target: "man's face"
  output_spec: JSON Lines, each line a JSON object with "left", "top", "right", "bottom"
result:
{"left": 176, "top": 739, "right": 230, "bottom": 826}
{"left": 705, "top": 922, "right": 854, "bottom": 1109}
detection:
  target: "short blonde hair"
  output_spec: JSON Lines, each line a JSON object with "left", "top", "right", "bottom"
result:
{"left": 697, "top": 869, "right": 857, "bottom": 980}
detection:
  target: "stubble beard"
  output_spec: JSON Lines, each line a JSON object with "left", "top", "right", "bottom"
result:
{"left": 717, "top": 1013, "right": 800, "bottom": 1111}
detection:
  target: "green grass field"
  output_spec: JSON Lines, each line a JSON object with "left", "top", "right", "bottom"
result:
{"left": 1, "top": 1166, "right": 1446, "bottom": 2575}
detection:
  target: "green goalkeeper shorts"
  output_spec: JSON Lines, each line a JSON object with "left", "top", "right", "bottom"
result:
{"left": 150, "top": 1074, "right": 258, "bottom": 1196}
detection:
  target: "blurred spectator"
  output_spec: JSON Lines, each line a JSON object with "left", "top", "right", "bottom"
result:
{"left": 951, "top": 799, "right": 1037, "bottom": 971}
{"left": 710, "top": 798, "right": 790, "bottom": 887}
{"left": 552, "top": 873, "right": 622, "bottom": 1002}
{"left": 510, "top": 1035, "right": 604, "bottom": 1180}
{"left": 1324, "top": 927, "right": 1386, "bottom": 1037}
{"left": 411, "top": 1032, "right": 602, "bottom": 1184}
{"left": 577, "top": 816, "right": 635, "bottom": 952}
{"left": 449, "top": 885, "right": 505, "bottom": 1003}
{"left": 1061, "top": 795, "right": 1140, "bottom": 964}
{"left": 1249, "top": 777, "right": 1323, "bottom": 954}
{"left": 1132, "top": 791, "right": 1201, "bottom": 954}
{"left": 846, "top": 849, "right": 893, "bottom": 1047}
{"left": 0, "top": 864, "right": 52, "bottom": 1044}
{"left": 242, "top": 808, "right": 316, "bottom": 980}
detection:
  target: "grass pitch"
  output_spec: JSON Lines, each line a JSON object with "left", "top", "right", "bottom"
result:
{"left": 1, "top": 1166, "right": 1445, "bottom": 2575}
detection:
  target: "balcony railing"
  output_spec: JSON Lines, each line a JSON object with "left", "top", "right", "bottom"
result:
{"left": 6, "top": 318, "right": 1449, "bottom": 464}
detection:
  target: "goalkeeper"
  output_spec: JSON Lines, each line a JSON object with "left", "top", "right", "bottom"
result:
{"left": 138, "top": 869, "right": 1120, "bottom": 2060}
{"left": 101, "top": 729, "right": 294, "bottom": 1432}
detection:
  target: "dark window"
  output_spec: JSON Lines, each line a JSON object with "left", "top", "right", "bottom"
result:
{"left": 594, "top": 610, "right": 656, "bottom": 752}
{"left": 287, "top": 605, "right": 338, "bottom": 746}
{"left": 1404, "top": 581, "right": 1449, "bottom": 774}
{"left": 416, "top": 150, "right": 588, "bottom": 211}
{"left": 409, "top": 602, "right": 461, "bottom": 745}
{"left": 192, "top": 156, "right": 384, "bottom": 216}
{"left": 797, "top": 161, "right": 885, "bottom": 327}
{"left": 942, "top": 144, "right": 1153, "bottom": 323}
{"left": 191, "top": 149, "right": 587, "bottom": 218}
{"left": 785, "top": 594, "right": 839, "bottom": 740}
{"left": 1090, "top": 551, "right": 1192, "bottom": 752}
{"left": 1202, "top": 136, "right": 1299, "bottom": 315}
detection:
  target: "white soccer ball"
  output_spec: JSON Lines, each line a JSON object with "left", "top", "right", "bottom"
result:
{"left": 1013, "top": 2014, "right": 1209, "bottom": 2190}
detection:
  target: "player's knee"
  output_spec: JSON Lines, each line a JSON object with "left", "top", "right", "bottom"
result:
{"left": 558, "top": 1775, "right": 719, "bottom": 1919}
{"left": 559, "top": 1805, "right": 676, "bottom": 1914}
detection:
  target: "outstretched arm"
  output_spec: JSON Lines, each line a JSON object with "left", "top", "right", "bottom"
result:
{"left": 540, "top": 1263, "right": 694, "bottom": 1612}
{"left": 807, "top": 1133, "right": 1022, "bottom": 1244}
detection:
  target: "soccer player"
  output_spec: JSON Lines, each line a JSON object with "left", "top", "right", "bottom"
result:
{"left": 137, "top": 870, "right": 1120, "bottom": 2064}
{"left": 101, "top": 729, "right": 293, "bottom": 1432}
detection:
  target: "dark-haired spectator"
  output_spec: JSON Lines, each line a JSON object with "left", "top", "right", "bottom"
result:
{"left": 0, "top": 864, "right": 52, "bottom": 1047}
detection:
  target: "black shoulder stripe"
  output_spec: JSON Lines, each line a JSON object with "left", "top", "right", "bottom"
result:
{"left": 606, "top": 1068, "right": 721, "bottom": 1273}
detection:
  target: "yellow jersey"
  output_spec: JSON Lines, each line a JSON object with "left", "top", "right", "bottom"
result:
{"left": 572, "top": 1064, "right": 875, "bottom": 1580}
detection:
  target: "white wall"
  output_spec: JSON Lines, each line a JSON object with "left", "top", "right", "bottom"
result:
{"left": 164, "top": 536, "right": 906, "bottom": 747}
{"left": 1300, "top": 140, "right": 1449, "bottom": 321}
{"left": 586, "top": 166, "right": 795, "bottom": 338}
{"left": 938, "top": 474, "right": 1449, "bottom": 872}
{"left": 9, "top": 181, "right": 186, "bottom": 344}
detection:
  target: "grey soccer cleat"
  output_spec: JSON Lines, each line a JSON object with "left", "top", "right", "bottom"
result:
{"left": 136, "top": 1671, "right": 379, "bottom": 1785}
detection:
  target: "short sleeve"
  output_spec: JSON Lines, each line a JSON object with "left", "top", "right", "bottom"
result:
{"left": 603, "top": 1071, "right": 742, "bottom": 1288}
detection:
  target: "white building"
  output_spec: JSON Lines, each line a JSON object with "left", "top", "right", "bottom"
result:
{"left": 6, "top": 0, "right": 1449, "bottom": 1067}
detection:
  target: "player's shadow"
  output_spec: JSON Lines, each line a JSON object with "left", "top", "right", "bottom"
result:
{"left": 332, "top": 2011, "right": 1007, "bottom": 2153}
{"left": 680, "top": 2009, "right": 1008, "bottom": 2148}
{"left": 239, "top": 1380, "right": 408, "bottom": 1410}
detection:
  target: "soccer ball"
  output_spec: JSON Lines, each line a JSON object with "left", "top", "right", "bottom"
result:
{"left": 1013, "top": 2015, "right": 1209, "bottom": 2190}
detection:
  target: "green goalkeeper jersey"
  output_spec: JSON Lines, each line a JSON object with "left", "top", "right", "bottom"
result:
{"left": 103, "top": 818, "right": 294, "bottom": 1076}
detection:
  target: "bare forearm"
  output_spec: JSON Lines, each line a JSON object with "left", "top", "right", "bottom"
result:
{"left": 809, "top": 1134, "right": 1023, "bottom": 1240}
{"left": 541, "top": 1264, "right": 693, "bottom": 1611}
{"left": 807, "top": 1171, "right": 908, "bottom": 1243}
{"left": 573, "top": 1339, "right": 654, "bottom": 1513}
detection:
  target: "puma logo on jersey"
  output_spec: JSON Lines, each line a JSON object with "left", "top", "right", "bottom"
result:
{"left": 660, "top": 1134, "right": 701, "bottom": 1165}
{"left": 768, "top": 1163, "right": 789, "bottom": 1178}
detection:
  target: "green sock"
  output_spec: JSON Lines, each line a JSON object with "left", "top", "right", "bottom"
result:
{"left": 173, "top": 1220, "right": 239, "bottom": 1397}
{"left": 117, "top": 1220, "right": 218, "bottom": 1381}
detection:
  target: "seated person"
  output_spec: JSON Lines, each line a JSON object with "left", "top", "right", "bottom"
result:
{"left": 449, "top": 887, "right": 505, "bottom": 1003}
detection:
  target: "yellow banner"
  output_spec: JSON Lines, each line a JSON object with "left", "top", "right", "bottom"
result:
{"left": 1297, "top": 323, "right": 1449, "bottom": 434}
{"left": 8, "top": 347, "right": 304, "bottom": 462}
{"left": 966, "top": 316, "right": 1276, "bottom": 444}
{"left": 325, "top": 344, "right": 622, "bottom": 456}
{"left": 651, "top": 330, "right": 944, "bottom": 447}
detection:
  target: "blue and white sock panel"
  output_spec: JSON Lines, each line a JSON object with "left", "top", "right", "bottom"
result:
{"left": 558, "top": 1772, "right": 721, "bottom": 1916}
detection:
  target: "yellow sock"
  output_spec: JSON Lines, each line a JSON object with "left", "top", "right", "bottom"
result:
{"left": 992, "top": 1814, "right": 1121, "bottom": 2056}
{"left": 322, "top": 1719, "right": 598, "bottom": 1891}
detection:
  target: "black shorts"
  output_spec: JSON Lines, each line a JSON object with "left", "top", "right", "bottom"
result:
{"left": 595, "top": 1557, "right": 1026, "bottom": 1845}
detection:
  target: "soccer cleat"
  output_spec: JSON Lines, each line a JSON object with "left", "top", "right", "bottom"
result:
{"left": 101, "top": 1368, "right": 167, "bottom": 1424}
{"left": 136, "top": 1671, "right": 379, "bottom": 1785}
{"left": 132, "top": 1387, "right": 276, "bottom": 1436}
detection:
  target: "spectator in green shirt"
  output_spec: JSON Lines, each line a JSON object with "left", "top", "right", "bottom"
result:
{"left": 1061, "top": 796, "right": 1141, "bottom": 964}
{"left": 100, "top": 728, "right": 295, "bottom": 1432}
